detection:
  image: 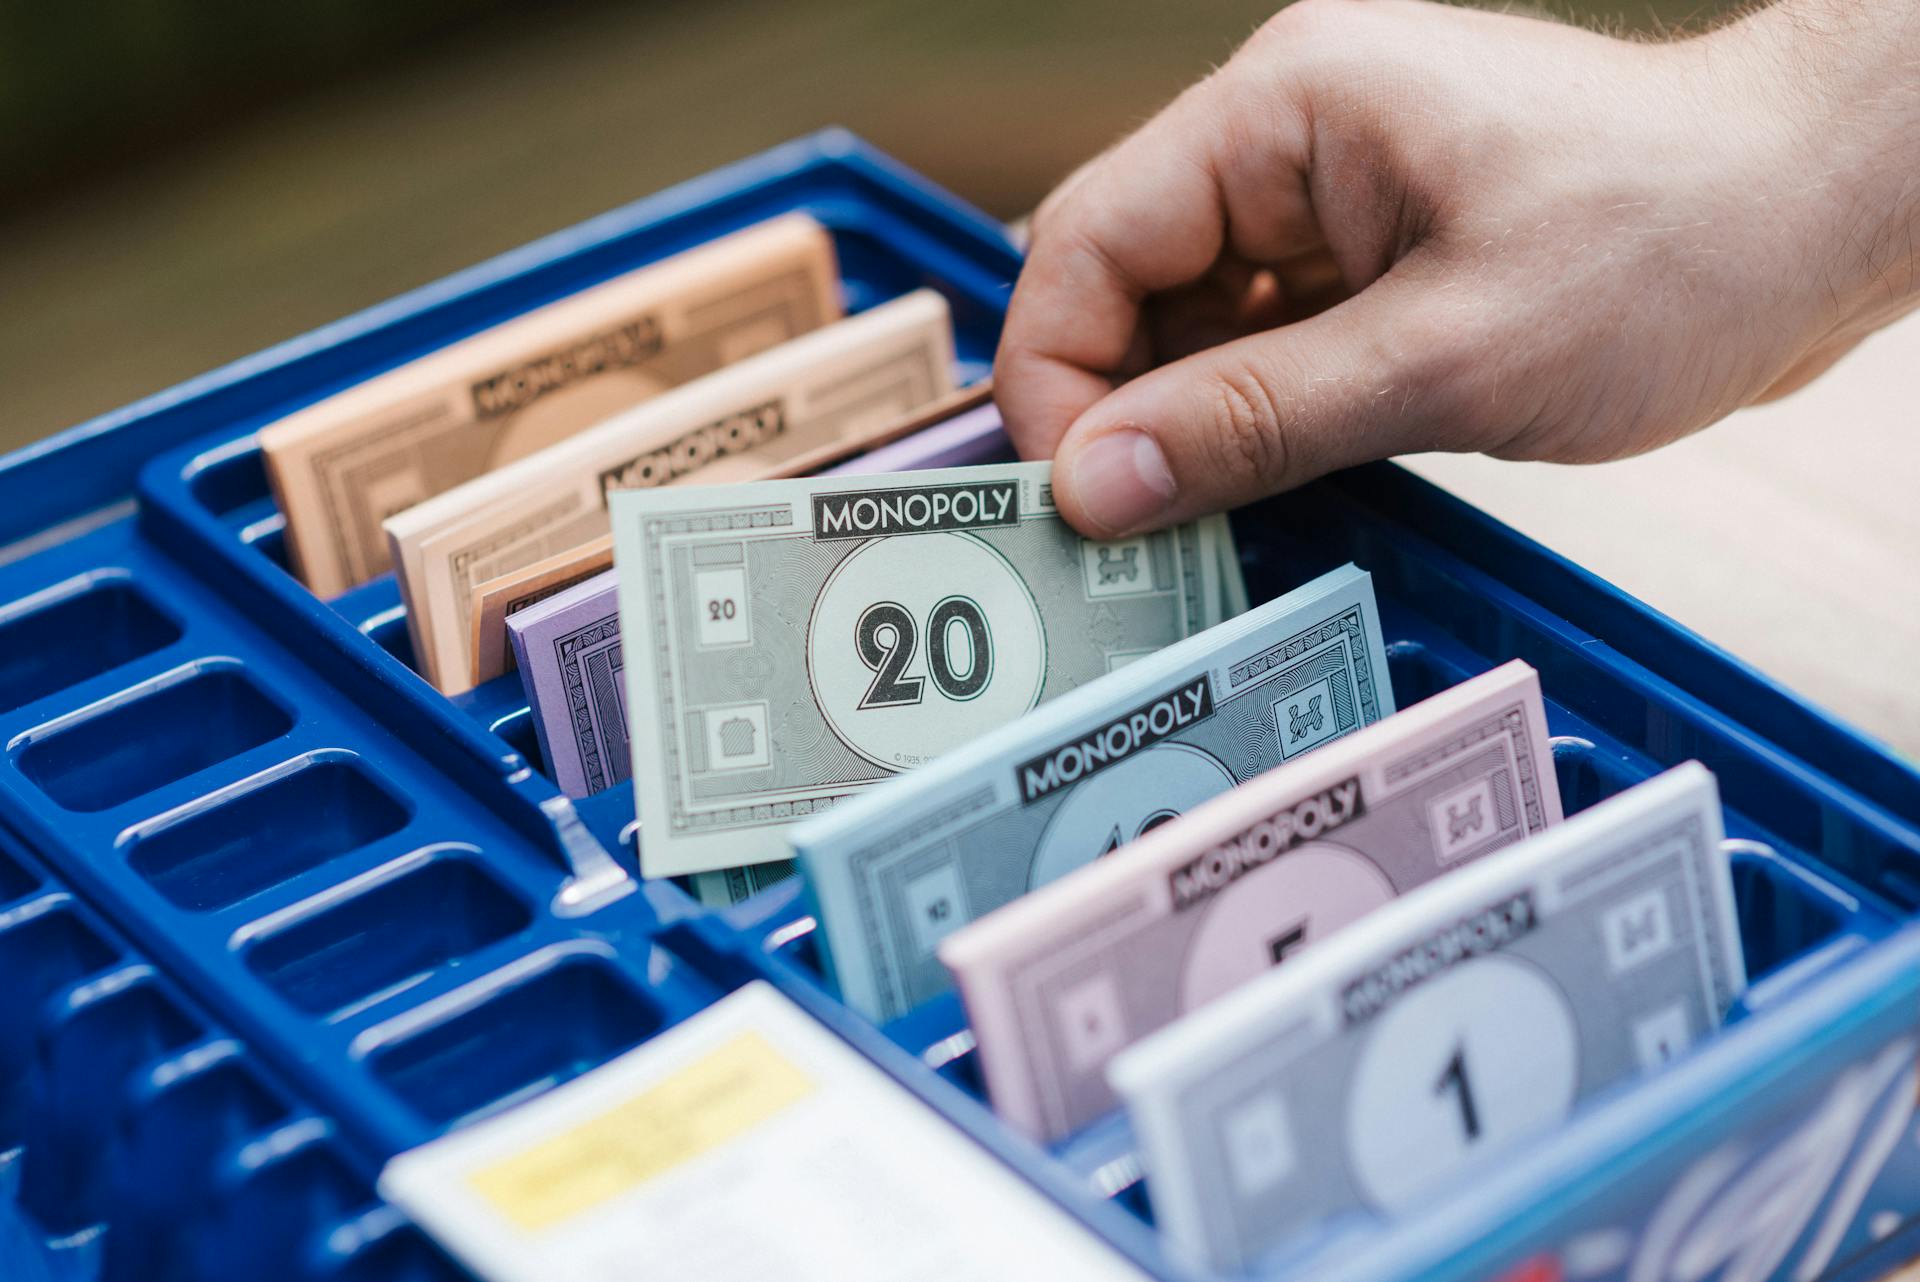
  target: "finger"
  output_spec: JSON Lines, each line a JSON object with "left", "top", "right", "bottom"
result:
{"left": 995, "top": 63, "right": 1320, "bottom": 462}
{"left": 1147, "top": 248, "right": 1346, "bottom": 364}
{"left": 1146, "top": 259, "right": 1272, "bottom": 365}
{"left": 1049, "top": 267, "right": 1463, "bottom": 538}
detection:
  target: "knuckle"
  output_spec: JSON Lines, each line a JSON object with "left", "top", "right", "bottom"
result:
{"left": 1206, "top": 366, "right": 1292, "bottom": 486}
{"left": 1385, "top": 291, "right": 1519, "bottom": 449}
{"left": 1250, "top": 0, "right": 1357, "bottom": 54}
{"left": 1027, "top": 186, "right": 1078, "bottom": 251}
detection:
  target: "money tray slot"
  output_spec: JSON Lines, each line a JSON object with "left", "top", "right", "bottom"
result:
{"left": 1381, "top": 640, "right": 1466, "bottom": 707}
{"left": 126, "top": 758, "right": 412, "bottom": 912}
{"left": 1551, "top": 739, "right": 1644, "bottom": 814}
{"left": 106, "top": 1060, "right": 290, "bottom": 1282}
{"left": 0, "top": 580, "right": 181, "bottom": 715}
{"left": 368, "top": 959, "right": 660, "bottom": 1126}
{"left": 15, "top": 668, "right": 293, "bottom": 814}
{"left": 192, "top": 1138, "right": 368, "bottom": 1282}
{"left": 1729, "top": 848, "right": 1849, "bottom": 981}
{"left": 487, "top": 707, "right": 546, "bottom": 775}
{"left": 0, "top": 846, "right": 38, "bottom": 905}
{"left": 19, "top": 981, "right": 200, "bottom": 1233}
{"left": 245, "top": 857, "right": 531, "bottom": 1016}
{"left": 0, "top": 909, "right": 118, "bottom": 1146}
{"left": 187, "top": 445, "right": 272, "bottom": 522}
{"left": 362, "top": 609, "right": 417, "bottom": 670}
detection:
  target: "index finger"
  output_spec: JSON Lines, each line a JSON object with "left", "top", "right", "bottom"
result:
{"left": 994, "top": 83, "right": 1233, "bottom": 461}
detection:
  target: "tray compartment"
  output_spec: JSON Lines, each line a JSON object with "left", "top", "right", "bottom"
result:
{"left": 244, "top": 852, "right": 531, "bottom": 1018}
{"left": 0, "top": 845, "right": 38, "bottom": 906}
{"left": 193, "top": 1127, "right": 368, "bottom": 1282}
{"left": 1732, "top": 843, "right": 1850, "bottom": 978}
{"left": 103, "top": 1052, "right": 292, "bottom": 1282}
{"left": 0, "top": 904, "right": 118, "bottom": 1146}
{"left": 0, "top": 576, "right": 182, "bottom": 715}
{"left": 306, "top": 1211, "right": 466, "bottom": 1282}
{"left": 123, "top": 753, "right": 412, "bottom": 913}
{"left": 18, "top": 973, "right": 201, "bottom": 1233}
{"left": 365, "top": 955, "right": 662, "bottom": 1127}
{"left": 13, "top": 664, "right": 294, "bottom": 813}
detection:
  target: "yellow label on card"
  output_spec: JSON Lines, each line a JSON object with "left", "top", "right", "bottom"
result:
{"left": 468, "top": 1030, "right": 815, "bottom": 1230}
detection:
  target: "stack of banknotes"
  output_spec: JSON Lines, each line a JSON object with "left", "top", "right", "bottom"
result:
{"left": 597, "top": 455, "right": 1741, "bottom": 1271}
{"left": 264, "top": 212, "right": 1748, "bottom": 1277}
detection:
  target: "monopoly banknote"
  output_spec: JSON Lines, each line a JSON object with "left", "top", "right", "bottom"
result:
{"left": 612, "top": 461, "right": 1236, "bottom": 877}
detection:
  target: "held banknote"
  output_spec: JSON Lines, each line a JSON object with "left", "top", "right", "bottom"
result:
{"left": 1109, "top": 762, "right": 1743, "bottom": 1275}
{"left": 613, "top": 460, "right": 1235, "bottom": 878}
{"left": 941, "top": 659, "right": 1562, "bottom": 1142}
{"left": 793, "top": 564, "right": 1391, "bottom": 1024}
{"left": 381, "top": 982, "right": 1152, "bottom": 1282}
{"left": 390, "top": 288, "right": 957, "bottom": 692}
{"left": 264, "top": 214, "right": 839, "bottom": 596}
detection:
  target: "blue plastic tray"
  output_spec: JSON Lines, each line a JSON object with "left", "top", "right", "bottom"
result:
{"left": 1, "top": 130, "right": 1918, "bottom": 1282}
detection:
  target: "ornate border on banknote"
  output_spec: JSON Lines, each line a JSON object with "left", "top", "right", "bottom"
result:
{"left": 445, "top": 495, "right": 593, "bottom": 639}
{"left": 554, "top": 615, "right": 628, "bottom": 794}
{"left": 638, "top": 504, "right": 870, "bottom": 837}
{"left": 312, "top": 404, "right": 449, "bottom": 582}
{"left": 1383, "top": 703, "right": 1550, "bottom": 836}
{"left": 1225, "top": 605, "right": 1384, "bottom": 721}
{"left": 843, "top": 783, "right": 1001, "bottom": 1015}
{"left": 1558, "top": 809, "right": 1743, "bottom": 1015}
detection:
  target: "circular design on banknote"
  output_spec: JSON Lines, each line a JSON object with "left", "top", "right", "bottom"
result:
{"left": 1175, "top": 843, "right": 1394, "bottom": 1011}
{"left": 1344, "top": 954, "right": 1577, "bottom": 1211}
{"left": 1027, "top": 743, "right": 1234, "bottom": 890}
{"left": 809, "top": 532, "right": 1044, "bottom": 770}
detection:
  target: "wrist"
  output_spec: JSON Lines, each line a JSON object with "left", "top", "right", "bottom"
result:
{"left": 1711, "top": 0, "right": 1920, "bottom": 327}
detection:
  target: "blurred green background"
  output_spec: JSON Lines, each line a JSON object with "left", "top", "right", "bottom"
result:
{"left": 0, "top": 0, "right": 1725, "bottom": 450}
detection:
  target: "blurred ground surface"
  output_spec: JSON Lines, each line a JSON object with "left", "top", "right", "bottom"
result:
{"left": 3, "top": 0, "right": 1912, "bottom": 754}
{"left": 1406, "top": 311, "right": 1920, "bottom": 758}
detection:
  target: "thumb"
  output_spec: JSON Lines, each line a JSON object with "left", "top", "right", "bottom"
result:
{"left": 1049, "top": 272, "right": 1468, "bottom": 538}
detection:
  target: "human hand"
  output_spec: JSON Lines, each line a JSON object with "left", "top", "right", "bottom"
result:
{"left": 995, "top": 0, "right": 1920, "bottom": 537}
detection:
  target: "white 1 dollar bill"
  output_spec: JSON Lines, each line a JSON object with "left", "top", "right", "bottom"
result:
{"left": 1109, "top": 762, "right": 1744, "bottom": 1275}
{"left": 612, "top": 461, "right": 1232, "bottom": 877}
